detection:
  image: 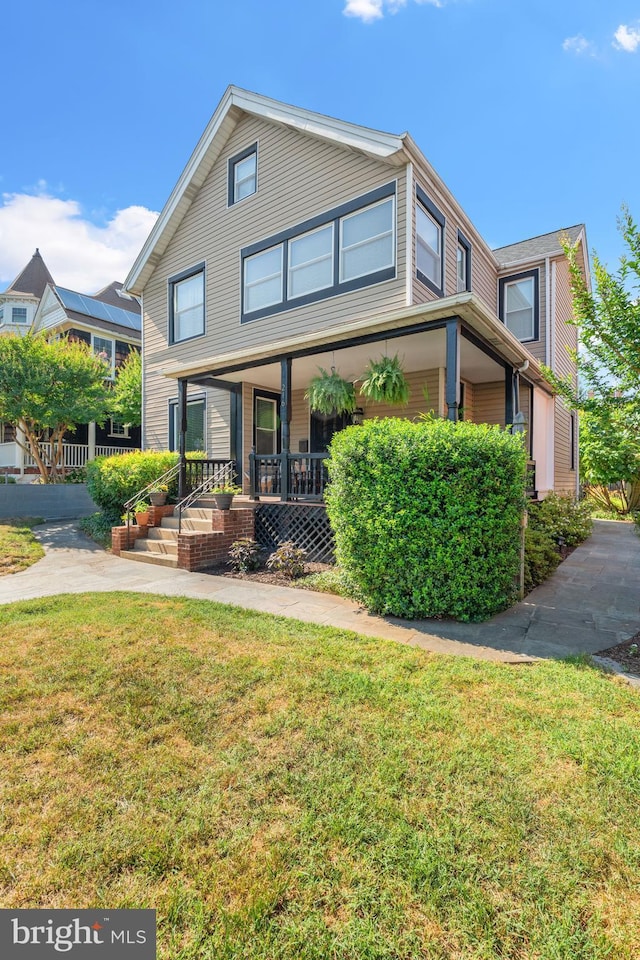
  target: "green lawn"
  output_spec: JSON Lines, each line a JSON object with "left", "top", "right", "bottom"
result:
{"left": 0, "top": 517, "right": 44, "bottom": 575}
{"left": 1, "top": 593, "right": 639, "bottom": 959}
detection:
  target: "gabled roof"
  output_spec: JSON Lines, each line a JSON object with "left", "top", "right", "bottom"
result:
{"left": 4, "top": 248, "right": 54, "bottom": 299}
{"left": 53, "top": 286, "right": 142, "bottom": 333}
{"left": 92, "top": 280, "right": 141, "bottom": 313}
{"left": 125, "top": 86, "right": 407, "bottom": 296}
{"left": 493, "top": 225, "right": 585, "bottom": 267}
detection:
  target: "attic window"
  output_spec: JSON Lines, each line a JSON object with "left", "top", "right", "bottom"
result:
{"left": 228, "top": 143, "right": 258, "bottom": 206}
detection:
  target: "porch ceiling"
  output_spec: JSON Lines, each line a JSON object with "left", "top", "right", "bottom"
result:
{"left": 161, "top": 293, "right": 553, "bottom": 394}
{"left": 211, "top": 328, "right": 503, "bottom": 391}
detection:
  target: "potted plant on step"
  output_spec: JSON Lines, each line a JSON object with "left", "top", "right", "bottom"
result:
{"left": 134, "top": 501, "right": 151, "bottom": 525}
{"left": 148, "top": 483, "right": 168, "bottom": 507}
{"left": 211, "top": 482, "right": 242, "bottom": 511}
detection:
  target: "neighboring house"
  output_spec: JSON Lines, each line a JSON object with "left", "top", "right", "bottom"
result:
{"left": 0, "top": 251, "right": 142, "bottom": 476}
{"left": 125, "top": 87, "right": 587, "bottom": 509}
{"left": 0, "top": 248, "right": 53, "bottom": 338}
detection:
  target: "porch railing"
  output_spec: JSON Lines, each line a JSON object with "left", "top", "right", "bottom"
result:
{"left": 249, "top": 451, "right": 329, "bottom": 502}
{"left": 22, "top": 442, "right": 137, "bottom": 469}
{"left": 184, "top": 458, "right": 236, "bottom": 492}
{"left": 176, "top": 460, "right": 238, "bottom": 533}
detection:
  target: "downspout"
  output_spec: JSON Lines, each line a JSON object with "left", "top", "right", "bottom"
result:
{"left": 544, "top": 256, "right": 551, "bottom": 367}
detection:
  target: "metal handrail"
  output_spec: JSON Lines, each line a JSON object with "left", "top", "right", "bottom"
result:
{"left": 176, "top": 462, "right": 236, "bottom": 533}
{"left": 122, "top": 463, "right": 181, "bottom": 538}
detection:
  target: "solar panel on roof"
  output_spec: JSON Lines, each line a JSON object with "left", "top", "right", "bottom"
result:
{"left": 55, "top": 287, "right": 141, "bottom": 332}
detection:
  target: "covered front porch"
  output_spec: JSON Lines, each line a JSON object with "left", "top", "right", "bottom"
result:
{"left": 169, "top": 297, "right": 554, "bottom": 504}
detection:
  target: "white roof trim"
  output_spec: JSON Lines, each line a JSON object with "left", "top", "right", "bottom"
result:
{"left": 125, "top": 86, "right": 405, "bottom": 296}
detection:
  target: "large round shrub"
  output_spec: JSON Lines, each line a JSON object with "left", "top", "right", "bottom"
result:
{"left": 325, "top": 418, "right": 527, "bottom": 621}
{"left": 86, "top": 451, "right": 179, "bottom": 517}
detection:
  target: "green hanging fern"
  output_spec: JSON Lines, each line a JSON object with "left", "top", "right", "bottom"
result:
{"left": 359, "top": 354, "right": 410, "bottom": 406}
{"left": 306, "top": 368, "right": 357, "bottom": 416}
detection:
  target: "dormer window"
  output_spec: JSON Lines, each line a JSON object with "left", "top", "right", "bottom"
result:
{"left": 228, "top": 143, "right": 258, "bottom": 206}
{"left": 499, "top": 269, "right": 539, "bottom": 342}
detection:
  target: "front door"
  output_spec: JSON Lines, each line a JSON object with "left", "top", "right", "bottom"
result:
{"left": 310, "top": 410, "right": 351, "bottom": 453}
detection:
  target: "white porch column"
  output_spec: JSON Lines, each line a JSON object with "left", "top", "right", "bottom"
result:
{"left": 16, "top": 425, "right": 25, "bottom": 476}
{"left": 88, "top": 422, "right": 96, "bottom": 461}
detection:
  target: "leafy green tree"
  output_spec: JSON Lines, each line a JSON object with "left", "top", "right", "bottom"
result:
{"left": 0, "top": 333, "right": 111, "bottom": 482}
{"left": 110, "top": 349, "right": 142, "bottom": 427}
{"left": 543, "top": 208, "right": 640, "bottom": 511}
{"left": 580, "top": 405, "right": 640, "bottom": 513}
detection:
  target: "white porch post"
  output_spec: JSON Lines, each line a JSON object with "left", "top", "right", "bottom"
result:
{"left": 88, "top": 422, "right": 96, "bottom": 462}
{"left": 16, "top": 425, "right": 25, "bottom": 476}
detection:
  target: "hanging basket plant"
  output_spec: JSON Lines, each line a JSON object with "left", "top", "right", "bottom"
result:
{"left": 359, "top": 354, "right": 410, "bottom": 406}
{"left": 306, "top": 367, "right": 357, "bottom": 416}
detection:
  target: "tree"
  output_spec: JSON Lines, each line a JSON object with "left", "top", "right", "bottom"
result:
{"left": 543, "top": 208, "right": 640, "bottom": 511}
{"left": 0, "top": 334, "right": 111, "bottom": 482}
{"left": 110, "top": 349, "right": 142, "bottom": 427}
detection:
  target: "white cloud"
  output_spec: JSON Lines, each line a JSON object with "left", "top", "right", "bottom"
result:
{"left": 0, "top": 188, "right": 158, "bottom": 293}
{"left": 343, "top": 0, "right": 441, "bottom": 22}
{"left": 344, "top": 0, "right": 383, "bottom": 21}
{"left": 613, "top": 23, "right": 640, "bottom": 53}
{"left": 562, "top": 34, "right": 596, "bottom": 56}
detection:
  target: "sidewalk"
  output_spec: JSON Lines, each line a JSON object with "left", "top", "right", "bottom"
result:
{"left": 0, "top": 520, "right": 637, "bottom": 665}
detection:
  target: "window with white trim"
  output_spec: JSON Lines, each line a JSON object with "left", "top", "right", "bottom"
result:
{"left": 109, "top": 418, "right": 130, "bottom": 439}
{"left": 499, "top": 271, "right": 539, "bottom": 342}
{"left": 241, "top": 184, "right": 396, "bottom": 321}
{"left": 12, "top": 307, "right": 28, "bottom": 324}
{"left": 415, "top": 187, "right": 445, "bottom": 296}
{"left": 169, "top": 265, "right": 205, "bottom": 343}
{"left": 92, "top": 335, "right": 114, "bottom": 377}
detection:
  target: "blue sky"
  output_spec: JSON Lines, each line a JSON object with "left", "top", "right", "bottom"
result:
{"left": 1, "top": 0, "right": 639, "bottom": 291}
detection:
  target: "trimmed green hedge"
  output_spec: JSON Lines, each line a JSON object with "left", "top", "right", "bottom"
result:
{"left": 86, "top": 451, "right": 179, "bottom": 517}
{"left": 325, "top": 418, "right": 527, "bottom": 621}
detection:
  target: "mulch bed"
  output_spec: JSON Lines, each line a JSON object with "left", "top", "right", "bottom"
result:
{"left": 205, "top": 561, "right": 332, "bottom": 589}
{"left": 597, "top": 631, "right": 640, "bottom": 678}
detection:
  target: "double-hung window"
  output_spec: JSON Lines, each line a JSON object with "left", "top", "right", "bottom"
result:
{"left": 169, "top": 397, "right": 206, "bottom": 452}
{"left": 416, "top": 186, "right": 445, "bottom": 296}
{"left": 228, "top": 143, "right": 258, "bottom": 206}
{"left": 169, "top": 264, "right": 205, "bottom": 344}
{"left": 499, "top": 269, "right": 539, "bottom": 342}
{"left": 288, "top": 224, "right": 334, "bottom": 299}
{"left": 12, "top": 307, "right": 28, "bottom": 324}
{"left": 241, "top": 183, "right": 396, "bottom": 322}
{"left": 340, "top": 198, "right": 394, "bottom": 283}
{"left": 244, "top": 246, "right": 283, "bottom": 314}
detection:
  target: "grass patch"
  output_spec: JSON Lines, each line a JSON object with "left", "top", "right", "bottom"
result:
{"left": 1, "top": 593, "right": 639, "bottom": 958}
{"left": 0, "top": 517, "right": 44, "bottom": 575}
{"left": 299, "top": 567, "right": 358, "bottom": 598}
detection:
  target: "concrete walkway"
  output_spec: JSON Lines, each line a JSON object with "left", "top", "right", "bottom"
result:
{"left": 0, "top": 519, "right": 637, "bottom": 665}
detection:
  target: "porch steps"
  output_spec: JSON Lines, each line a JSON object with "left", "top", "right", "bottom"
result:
{"left": 119, "top": 549, "right": 178, "bottom": 568}
{"left": 118, "top": 505, "right": 219, "bottom": 568}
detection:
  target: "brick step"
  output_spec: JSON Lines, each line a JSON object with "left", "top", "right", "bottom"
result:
{"left": 119, "top": 550, "right": 178, "bottom": 568}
